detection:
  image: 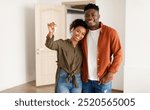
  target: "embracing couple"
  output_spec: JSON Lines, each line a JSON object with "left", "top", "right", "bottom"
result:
{"left": 45, "top": 3, "right": 122, "bottom": 93}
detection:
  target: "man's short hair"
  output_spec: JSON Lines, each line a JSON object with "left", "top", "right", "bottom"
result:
{"left": 84, "top": 3, "right": 99, "bottom": 12}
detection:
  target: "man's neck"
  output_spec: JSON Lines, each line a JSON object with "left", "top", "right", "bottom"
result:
{"left": 89, "top": 24, "right": 100, "bottom": 30}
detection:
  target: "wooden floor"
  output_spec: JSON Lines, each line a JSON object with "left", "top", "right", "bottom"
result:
{"left": 0, "top": 81, "right": 55, "bottom": 93}
{"left": 0, "top": 81, "right": 123, "bottom": 93}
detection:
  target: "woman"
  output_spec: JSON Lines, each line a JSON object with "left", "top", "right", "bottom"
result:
{"left": 45, "top": 19, "right": 88, "bottom": 93}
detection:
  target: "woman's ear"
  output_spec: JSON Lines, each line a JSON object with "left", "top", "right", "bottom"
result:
{"left": 70, "top": 27, "right": 74, "bottom": 32}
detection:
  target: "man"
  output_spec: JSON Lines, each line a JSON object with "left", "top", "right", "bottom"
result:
{"left": 81, "top": 3, "right": 123, "bottom": 93}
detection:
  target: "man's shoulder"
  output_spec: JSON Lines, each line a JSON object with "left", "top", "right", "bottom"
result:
{"left": 101, "top": 23, "right": 119, "bottom": 37}
{"left": 102, "top": 24, "right": 117, "bottom": 33}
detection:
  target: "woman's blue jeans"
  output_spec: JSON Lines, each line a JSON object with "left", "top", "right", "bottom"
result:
{"left": 56, "top": 69, "right": 82, "bottom": 93}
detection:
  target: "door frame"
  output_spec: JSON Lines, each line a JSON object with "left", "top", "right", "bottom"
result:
{"left": 62, "top": 0, "right": 95, "bottom": 6}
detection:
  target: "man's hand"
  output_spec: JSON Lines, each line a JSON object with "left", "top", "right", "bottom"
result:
{"left": 99, "top": 72, "right": 115, "bottom": 84}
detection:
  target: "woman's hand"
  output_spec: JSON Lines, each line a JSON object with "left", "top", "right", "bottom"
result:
{"left": 47, "top": 22, "right": 56, "bottom": 38}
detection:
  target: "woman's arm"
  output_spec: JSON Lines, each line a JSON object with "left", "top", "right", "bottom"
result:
{"left": 45, "top": 34, "right": 62, "bottom": 50}
{"left": 45, "top": 22, "right": 62, "bottom": 50}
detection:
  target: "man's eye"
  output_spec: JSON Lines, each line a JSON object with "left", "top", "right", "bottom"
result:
{"left": 92, "top": 14, "right": 96, "bottom": 17}
{"left": 85, "top": 14, "right": 89, "bottom": 17}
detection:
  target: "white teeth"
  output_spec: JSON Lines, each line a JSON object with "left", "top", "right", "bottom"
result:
{"left": 88, "top": 21, "right": 93, "bottom": 23}
{"left": 76, "top": 37, "right": 80, "bottom": 40}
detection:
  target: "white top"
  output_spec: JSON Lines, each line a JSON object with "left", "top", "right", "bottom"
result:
{"left": 87, "top": 29, "right": 100, "bottom": 80}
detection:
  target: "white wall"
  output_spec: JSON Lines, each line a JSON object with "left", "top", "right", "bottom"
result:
{"left": 37, "top": 0, "right": 62, "bottom": 5}
{"left": 0, "top": 0, "right": 36, "bottom": 91}
{"left": 96, "top": 0, "right": 125, "bottom": 90}
{"left": 124, "top": 0, "right": 150, "bottom": 92}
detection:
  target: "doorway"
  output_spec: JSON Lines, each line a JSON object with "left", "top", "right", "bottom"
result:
{"left": 62, "top": 0, "right": 95, "bottom": 38}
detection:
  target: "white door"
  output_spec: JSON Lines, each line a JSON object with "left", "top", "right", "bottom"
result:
{"left": 35, "top": 5, "right": 66, "bottom": 86}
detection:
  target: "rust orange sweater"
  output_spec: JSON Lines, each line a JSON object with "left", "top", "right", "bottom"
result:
{"left": 81, "top": 22, "right": 123, "bottom": 82}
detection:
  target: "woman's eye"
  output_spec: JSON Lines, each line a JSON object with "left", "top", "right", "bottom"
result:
{"left": 76, "top": 30, "right": 80, "bottom": 33}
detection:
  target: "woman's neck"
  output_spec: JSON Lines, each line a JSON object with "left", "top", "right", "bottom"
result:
{"left": 70, "top": 38, "right": 78, "bottom": 48}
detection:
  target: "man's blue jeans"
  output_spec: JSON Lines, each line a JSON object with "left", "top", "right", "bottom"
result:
{"left": 56, "top": 69, "right": 82, "bottom": 93}
{"left": 82, "top": 80, "right": 112, "bottom": 93}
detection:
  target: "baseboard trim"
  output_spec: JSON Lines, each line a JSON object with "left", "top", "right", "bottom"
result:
{"left": 112, "top": 89, "right": 123, "bottom": 93}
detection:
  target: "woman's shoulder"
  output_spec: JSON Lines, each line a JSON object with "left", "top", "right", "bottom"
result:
{"left": 56, "top": 39, "right": 70, "bottom": 45}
